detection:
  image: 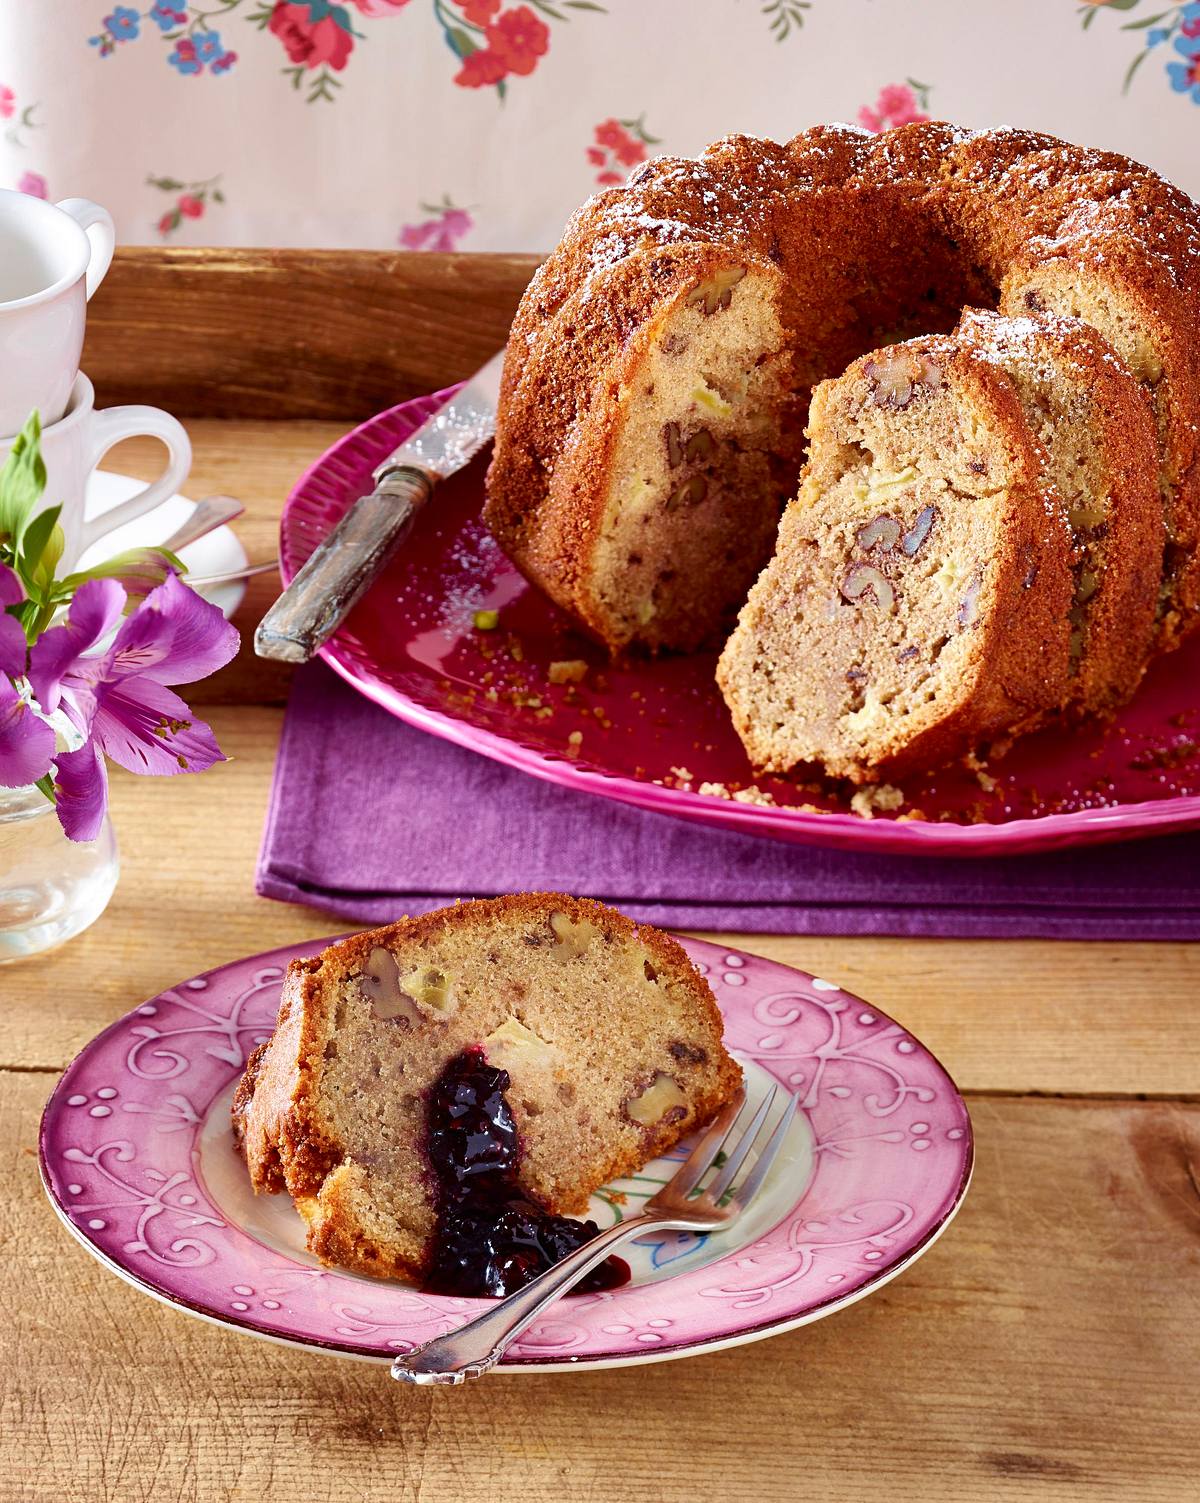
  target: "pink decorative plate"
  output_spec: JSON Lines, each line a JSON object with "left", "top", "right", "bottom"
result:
{"left": 40, "top": 936, "right": 971, "bottom": 1370}
{"left": 278, "top": 390, "right": 1200, "bottom": 857}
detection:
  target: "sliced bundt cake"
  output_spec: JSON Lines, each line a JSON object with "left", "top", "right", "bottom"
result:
{"left": 233, "top": 894, "right": 741, "bottom": 1286}
{"left": 486, "top": 121, "right": 1200, "bottom": 655}
{"left": 954, "top": 308, "right": 1163, "bottom": 714}
{"left": 716, "top": 334, "right": 1075, "bottom": 782}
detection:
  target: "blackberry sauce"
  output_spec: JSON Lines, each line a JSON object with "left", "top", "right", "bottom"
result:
{"left": 423, "top": 1048, "right": 630, "bottom": 1298}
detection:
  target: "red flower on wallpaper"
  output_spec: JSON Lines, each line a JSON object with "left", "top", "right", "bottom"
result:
{"left": 587, "top": 115, "right": 659, "bottom": 186}
{"left": 454, "top": 48, "right": 508, "bottom": 87}
{"left": 443, "top": 0, "right": 602, "bottom": 96}
{"left": 486, "top": 6, "right": 549, "bottom": 75}
{"left": 269, "top": 2, "right": 355, "bottom": 71}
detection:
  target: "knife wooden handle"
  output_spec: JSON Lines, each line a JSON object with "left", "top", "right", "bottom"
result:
{"left": 254, "top": 467, "right": 433, "bottom": 664}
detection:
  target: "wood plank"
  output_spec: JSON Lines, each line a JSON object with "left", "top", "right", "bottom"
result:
{"left": 3, "top": 707, "right": 1198, "bottom": 1100}
{"left": 83, "top": 248, "right": 540, "bottom": 421}
{"left": 8, "top": 1073, "right": 1197, "bottom": 1502}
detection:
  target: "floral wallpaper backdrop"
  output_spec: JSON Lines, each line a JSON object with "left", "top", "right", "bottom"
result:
{"left": 0, "top": 1, "right": 1196, "bottom": 253}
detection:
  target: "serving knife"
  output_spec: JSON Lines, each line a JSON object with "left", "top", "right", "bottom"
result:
{"left": 254, "top": 350, "right": 505, "bottom": 664}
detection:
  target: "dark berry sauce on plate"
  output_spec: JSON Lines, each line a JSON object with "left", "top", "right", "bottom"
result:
{"left": 423, "top": 1048, "right": 629, "bottom": 1298}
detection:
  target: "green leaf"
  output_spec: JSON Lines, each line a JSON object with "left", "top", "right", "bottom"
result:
{"left": 1123, "top": 45, "right": 1151, "bottom": 91}
{"left": 1122, "top": 9, "right": 1174, "bottom": 27}
{"left": 0, "top": 413, "right": 46, "bottom": 551}
{"left": 1081, "top": 7, "right": 1097, "bottom": 28}
{"left": 564, "top": 1, "right": 607, "bottom": 9}
{"left": 212, "top": 188, "right": 225, "bottom": 204}
{"left": 19, "top": 505, "right": 63, "bottom": 591}
{"left": 59, "top": 546, "right": 185, "bottom": 604}
{"left": 445, "top": 25, "right": 475, "bottom": 59}
{"left": 147, "top": 175, "right": 185, "bottom": 191}
{"left": 34, "top": 773, "right": 54, "bottom": 803}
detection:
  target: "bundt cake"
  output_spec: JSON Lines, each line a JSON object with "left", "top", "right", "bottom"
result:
{"left": 955, "top": 307, "right": 1162, "bottom": 714}
{"left": 233, "top": 894, "right": 741, "bottom": 1287}
{"left": 485, "top": 122, "right": 1200, "bottom": 655}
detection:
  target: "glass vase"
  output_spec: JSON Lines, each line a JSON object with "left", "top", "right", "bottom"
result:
{"left": 0, "top": 781, "right": 118, "bottom": 961}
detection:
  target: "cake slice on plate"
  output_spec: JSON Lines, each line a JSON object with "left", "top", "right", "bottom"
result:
{"left": 233, "top": 894, "right": 741, "bottom": 1290}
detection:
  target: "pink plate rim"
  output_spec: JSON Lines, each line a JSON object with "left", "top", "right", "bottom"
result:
{"left": 280, "top": 390, "right": 1200, "bottom": 858}
{"left": 39, "top": 934, "right": 973, "bottom": 1370}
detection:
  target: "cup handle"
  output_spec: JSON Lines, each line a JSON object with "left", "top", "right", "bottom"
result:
{"left": 55, "top": 197, "right": 115, "bottom": 301}
{"left": 80, "top": 406, "right": 192, "bottom": 554}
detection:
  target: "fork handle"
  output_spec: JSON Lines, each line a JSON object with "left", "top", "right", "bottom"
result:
{"left": 391, "top": 1211, "right": 678, "bottom": 1385}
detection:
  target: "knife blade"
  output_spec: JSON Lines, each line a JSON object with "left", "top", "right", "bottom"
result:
{"left": 254, "top": 349, "right": 506, "bottom": 664}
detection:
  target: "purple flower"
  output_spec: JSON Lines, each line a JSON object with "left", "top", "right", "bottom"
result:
{"left": 0, "top": 675, "right": 54, "bottom": 789}
{"left": 0, "top": 564, "right": 28, "bottom": 678}
{"left": 29, "top": 572, "right": 239, "bottom": 840}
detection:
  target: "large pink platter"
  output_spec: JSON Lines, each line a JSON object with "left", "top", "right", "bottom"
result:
{"left": 280, "top": 389, "right": 1200, "bottom": 856}
{"left": 40, "top": 935, "right": 971, "bottom": 1370}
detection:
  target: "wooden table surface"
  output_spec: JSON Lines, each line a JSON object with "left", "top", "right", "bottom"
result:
{"left": 4, "top": 253, "right": 1199, "bottom": 1502}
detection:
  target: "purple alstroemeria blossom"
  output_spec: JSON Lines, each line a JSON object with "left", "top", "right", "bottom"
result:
{"left": 27, "top": 577, "right": 125, "bottom": 719}
{"left": 51, "top": 739, "right": 109, "bottom": 843}
{"left": 0, "top": 674, "right": 55, "bottom": 788}
{"left": 28, "top": 572, "right": 239, "bottom": 840}
{"left": 0, "top": 563, "right": 28, "bottom": 679}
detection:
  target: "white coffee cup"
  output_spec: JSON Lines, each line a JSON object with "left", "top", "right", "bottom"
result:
{"left": 0, "top": 189, "right": 115, "bottom": 439}
{"left": 0, "top": 374, "right": 191, "bottom": 571}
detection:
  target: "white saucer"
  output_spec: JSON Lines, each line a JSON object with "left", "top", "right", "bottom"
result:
{"left": 82, "top": 470, "right": 250, "bottom": 621}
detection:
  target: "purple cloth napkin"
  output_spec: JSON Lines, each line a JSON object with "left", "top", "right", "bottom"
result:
{"left": 255, "top": 662, "right": 1200, "bottom": 939}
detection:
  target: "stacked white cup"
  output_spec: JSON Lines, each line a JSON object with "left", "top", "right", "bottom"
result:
{"left": 0, "top": 188, "right": 191, "bottom": 565}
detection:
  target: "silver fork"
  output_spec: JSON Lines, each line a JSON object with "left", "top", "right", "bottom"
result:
{"left": 391, "top": 1082, "right": 798, "bottom": 1385}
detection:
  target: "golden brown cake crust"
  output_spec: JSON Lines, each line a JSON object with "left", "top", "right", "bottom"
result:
{"left": 486, "top": 121, "right": 1200, "bottom": 654}
{"left": 233, "top": 894, "right": 742, "bottom": 1284}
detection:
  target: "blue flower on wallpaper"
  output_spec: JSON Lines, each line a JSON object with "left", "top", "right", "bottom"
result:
{"left": 1148, "top": 28, "right": 1171, "bottom": 47}
{"left": 193, "top": 30, "right": 225, "bottom": 64}
{"left": 1168, "top": 32, "right": 1200, "bottom": 104}
{"left": 148, "top": 2, "right": 188, "bottom": 31}
{"left": 104, "top": 7, "right": 140, "bottom": 41}
{"left": 168, "top": 39, "right": 203, "bottom": 76}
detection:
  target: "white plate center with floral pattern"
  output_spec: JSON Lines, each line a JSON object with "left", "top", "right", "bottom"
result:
{"left": 40, "top": 934, "right": 972, "bottom": 1371}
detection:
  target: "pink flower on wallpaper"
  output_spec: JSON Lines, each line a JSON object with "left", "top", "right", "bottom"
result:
{"left": 348, "top": 0, "right": 411, "bottom": 12}
{"left": 0, "top": 85, "right": 14, "bottom": 120}
{"left": 268, "top": 1, "right": 354, "bottom": 71}
{"left": 17, "top": 171, "right": 47, "bottom": 200}
{"left": 399, "top": 201, "right": 473, "bottom": 252}
{"left": 857, "top": 80, "right": 933, "bottom": 133}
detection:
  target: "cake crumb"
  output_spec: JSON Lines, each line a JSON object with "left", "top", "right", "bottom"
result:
{"left": 697, "top": 780, "right": 776, "bottom": 807}
{"left": 549, "top": 659, "right": 589, "bottom": 685}
{"left": 669, "top": 765, "right": 694, "bottom": 784}
{"left": 732, "top": 786, "right": 776, "bottom": 806}
{"left": 850, "top": 783, "right": 905, "bottom": 819}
